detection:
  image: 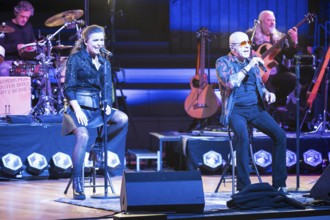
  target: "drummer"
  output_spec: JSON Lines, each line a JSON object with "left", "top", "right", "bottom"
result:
{"left": 0, "top": 1, "right": 36, "bottom": 76}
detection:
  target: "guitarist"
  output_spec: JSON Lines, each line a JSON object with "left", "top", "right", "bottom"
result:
{"left": 246, "top": 10, "right": 299, "bottom": 108}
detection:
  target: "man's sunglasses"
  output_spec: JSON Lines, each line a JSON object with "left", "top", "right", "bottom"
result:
{"left": 232, "top": 40, "right": 252, "bottom": 47}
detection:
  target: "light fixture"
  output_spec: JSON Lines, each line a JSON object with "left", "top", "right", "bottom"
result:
{"left": 49, "top": 152, "right": 72, "bottom": 179}
{"left": 254, "top": 150, "right": 272, "bottom": 171}
{"left": 202, "top": 150, "right": 222, "bottom": 172}
{"left": 84, "top": 152, "right": 94, "bottom": 168}
{"left": 303, "top": 149, "right": 322, "bottom": 171}
{"left": 106, "top": 151, "right": 121, "bottom": 169}
{"left": 1, "top": 153, "right": 23, "bottom": 176}
{"left": 286, "top": 149, "right": 297, "bottom": 169}
{"left": 26, "top": 152, "right": 48, "bottom": 175}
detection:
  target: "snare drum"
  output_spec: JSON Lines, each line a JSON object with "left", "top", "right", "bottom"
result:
{"left": 19, "top": 43, "right": 37, "bottom": 60}
{"left": 10, "top": 60, "right": 40, "bottom": 77}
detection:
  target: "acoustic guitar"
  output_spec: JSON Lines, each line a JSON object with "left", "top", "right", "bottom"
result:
{"left": 256, "top": 12, "right": 315, "bottom": 83}
{"left": 184, "top": 28, "right": 220, "bottom": 119}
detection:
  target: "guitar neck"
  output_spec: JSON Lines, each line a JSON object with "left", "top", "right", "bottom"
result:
{"left": 199, "top": 36, "right": 206, "bottom": 85}
{"left": 261, "top": 13, "right": 313, "bottom": 59}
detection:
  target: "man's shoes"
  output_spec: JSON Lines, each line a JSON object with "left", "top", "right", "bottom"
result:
{"left": 276, "top": 187, "right": 292, "bottom": 197}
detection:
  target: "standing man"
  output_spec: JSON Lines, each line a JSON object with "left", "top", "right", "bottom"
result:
{"left": 215, "top": 31, "right": 288, "bottom": 194}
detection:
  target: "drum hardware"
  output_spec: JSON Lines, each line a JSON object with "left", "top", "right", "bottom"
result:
{"left": 27, "top": 10, "right": 85, "bottom": 117}
{"left": 0, "top": 22, "right": 15, "bottom": 34}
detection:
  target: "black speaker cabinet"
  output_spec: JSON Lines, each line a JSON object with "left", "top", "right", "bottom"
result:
{"left": 120, "top": 170, "right": 205, "bottom": 213}
{"left": 310, "top": 165, "right": 330, "bottom": 201}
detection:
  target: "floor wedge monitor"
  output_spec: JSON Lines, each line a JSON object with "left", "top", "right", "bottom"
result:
{"left": 120, "top": 170, "right": 205, "bottom": 213}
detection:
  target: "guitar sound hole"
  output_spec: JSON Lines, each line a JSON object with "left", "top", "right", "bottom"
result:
{"left": 192, "top": 78, "right": 200, "bottom": 88}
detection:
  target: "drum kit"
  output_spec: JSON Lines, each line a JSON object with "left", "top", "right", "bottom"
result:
{"left": 4, "top": 10, "right": 85, "bottom": 117}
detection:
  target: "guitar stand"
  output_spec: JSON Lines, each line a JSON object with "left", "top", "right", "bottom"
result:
{"left": 303, "top": 64, "right": 330, "bottom": 134}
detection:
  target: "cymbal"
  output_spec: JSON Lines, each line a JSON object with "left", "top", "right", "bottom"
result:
{"left": 44, "top": 9, "right": 84, "bottom": 27}
{"left": 52, "top": 44, "right": 73, "bottom": 50}
{"left": 0, "top": 23, "right": 15, "bottom": 33}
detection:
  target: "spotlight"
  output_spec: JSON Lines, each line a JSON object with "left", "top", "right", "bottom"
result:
{"left": 303, "top": 149, "right": 322, "bottom": 172}
{"left": 0, "top": 153, "right": 23, "bottom": 176}
{"left": 254, "top": 150, "right": 272, "bottom": 171}
{"left": 26, "top": 152, "right": 48, "bottom": 175}
{"left": 50, "top": 152, "right": 72, "bottom": 179}
{"left": 106, "top": 151, "right": 121, "bottom": 169}
{"left": 202, "top": 150, "right": 222, "bottom": 172}
{"left": 286, "top": 150, "right": 297, "bottom": 169}
{"left": 84, "top": 152, "right": 94, "bottom": 168}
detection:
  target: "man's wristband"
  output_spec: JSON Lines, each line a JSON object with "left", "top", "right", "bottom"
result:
{"left": 241, "top": 68, "right": 248, "bottom": 75}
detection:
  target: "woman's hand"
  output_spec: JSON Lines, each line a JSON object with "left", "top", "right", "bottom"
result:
{"left": 75, "top": 109, "right": 88, "bottom": 126}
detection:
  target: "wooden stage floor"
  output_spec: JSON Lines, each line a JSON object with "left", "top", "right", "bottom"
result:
{"left": 1, "top": 173, "right": 330, "bottom": 220}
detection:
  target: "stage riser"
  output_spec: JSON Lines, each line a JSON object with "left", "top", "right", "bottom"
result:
{"left": 0, "top": 123, "right": 125, "bottom": 179}
{"left": 184, "top": 136, "right": 330, "bottom": 174}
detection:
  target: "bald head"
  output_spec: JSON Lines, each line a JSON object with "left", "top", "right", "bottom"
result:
{"left": 229, "top": 32, "right": 249, "bottom": 48}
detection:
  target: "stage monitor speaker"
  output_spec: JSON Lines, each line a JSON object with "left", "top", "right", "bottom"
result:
{"left": 120, "top": 170, "right": 205, "bottom": 213}
{"left": 310, "top": 165, "right": 330, "bottom": 201}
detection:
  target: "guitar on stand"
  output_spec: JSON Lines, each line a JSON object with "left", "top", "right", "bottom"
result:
{"left": 184, "top": 28, "right": 220, "bottom": 122}
{"left": 255, "top": 12, "right": 315, "bottom": 83}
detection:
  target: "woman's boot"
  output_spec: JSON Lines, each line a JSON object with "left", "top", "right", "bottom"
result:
{"left": 72, "top": 176, "right": 86, "bottom": 200}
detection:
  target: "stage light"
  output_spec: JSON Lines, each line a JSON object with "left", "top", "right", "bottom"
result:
{"left": 84, "top": 152, "right": 94, "bottom": 168}
{"left": 106, "top": 151, "right": 121, "bottom": 169}
{"left": 49, "top": 152, "right": 72, "bottom": 179}
{"left": 254, "top": 150, "right": 272, "bottom": 171}
{"left": 286, "top": 149, "right": 297, "bottom": 168}
{"left": 26, "top": 152, "right": 48, "bottom": 175}
{"left": 303, "top": 149, "right": 322, "bottom": 171}
{"left": 202, "top": 150, "right": 222, "bottom": 172}
{"left": 1, "top": 153, "right": 23, "bottom": 176}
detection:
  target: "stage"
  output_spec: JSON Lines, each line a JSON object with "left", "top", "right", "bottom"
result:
{"left": 0, "top": 120, "right": 330, "bottom": 219}
{"left": 1, "top": 120, "right": 330, "bottom": 179}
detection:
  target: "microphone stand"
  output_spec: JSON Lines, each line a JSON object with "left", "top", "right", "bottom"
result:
{"left": 91, "top": 53, "right": 118, "bottom": 199}
{"left": 290, "top": 55, "right": 309, "bottom": 192}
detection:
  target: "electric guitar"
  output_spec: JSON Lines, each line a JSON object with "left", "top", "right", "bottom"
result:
{"left": 256, "top": 12, "right": 315, "bottom": 83}
{"left": 184, "top": 28, "right": 220, "bottom": 119}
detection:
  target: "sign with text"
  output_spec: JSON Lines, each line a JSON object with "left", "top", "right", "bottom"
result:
{"left": 0, "top": 77, "right": 31, "bottom": 116}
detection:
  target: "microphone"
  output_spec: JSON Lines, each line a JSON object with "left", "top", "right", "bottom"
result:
{"left": 100, "top": 47, "right": 113, "bottom": 57}
{"left": 248, "top": 57, "right": 267, "bottom": 72}
{"left": 258, "top": 62, "right": 267, "bottom": 72}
